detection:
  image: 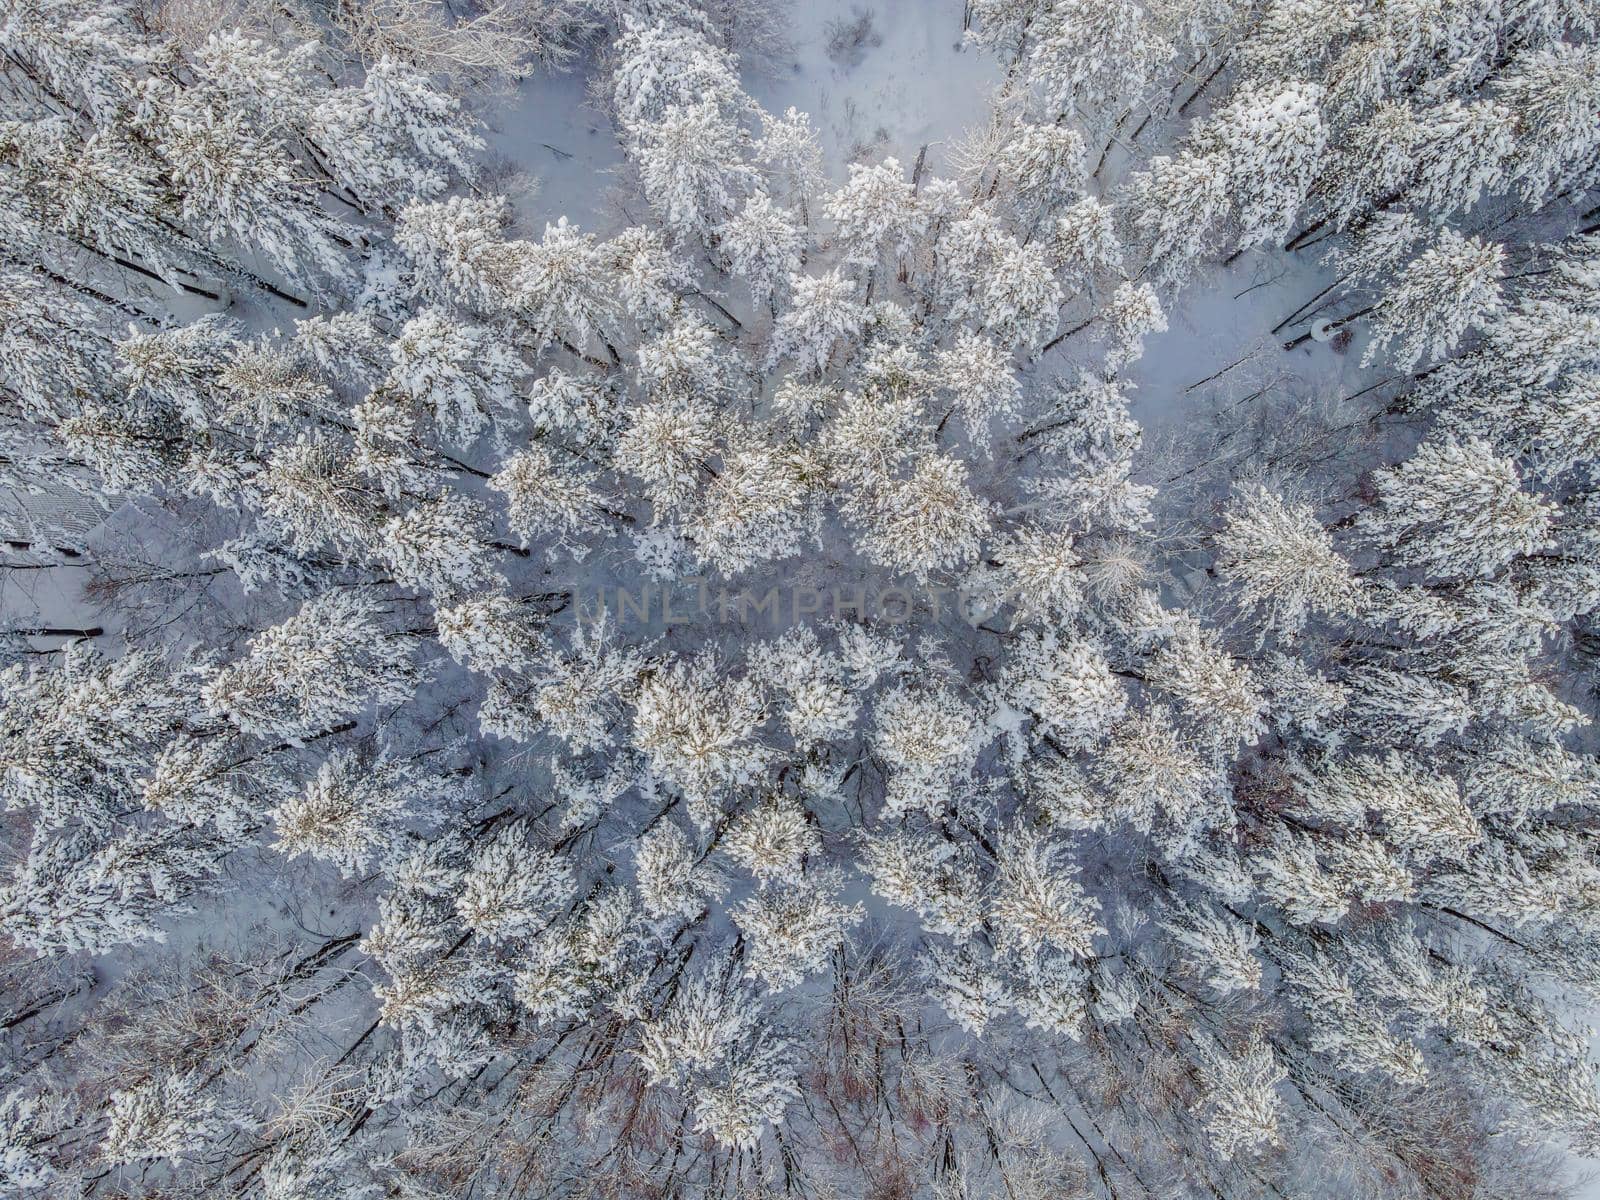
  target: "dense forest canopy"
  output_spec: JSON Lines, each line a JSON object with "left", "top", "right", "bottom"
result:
{"left": 3, "top": 0, "right": 1600, "bottom": 1196}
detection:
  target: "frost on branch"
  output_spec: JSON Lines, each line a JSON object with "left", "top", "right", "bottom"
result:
{"left": 7, "top": 1, "right": 1600, "bottom": 1195}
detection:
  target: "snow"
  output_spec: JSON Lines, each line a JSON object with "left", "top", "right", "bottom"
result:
{"left": 744, "top": 0, "right": 999, "bottom": 177}
{"left": 8, "top": 0, "right": 1600, "bottom": 1193}
{"left": 482, "top": 66, "right": 625, "bottom": 232}
{"left": 484, "top": 0, "right": 998, "bottom": 242}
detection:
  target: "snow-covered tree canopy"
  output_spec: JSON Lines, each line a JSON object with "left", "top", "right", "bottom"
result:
{"left": 4, "top": 0, "right": 1600, "bottom": 1196}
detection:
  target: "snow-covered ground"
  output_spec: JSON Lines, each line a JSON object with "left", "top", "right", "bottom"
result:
{"left": 742, "top": 0, "right": 1000, "bottom": 178}
{"left": 484, "top": 0, "right": 1000, "bottom": 231}
{"left": 7, "top": 1, "right": 1599, "bottom": 1194}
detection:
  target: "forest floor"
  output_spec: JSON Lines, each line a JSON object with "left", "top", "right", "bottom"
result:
{"left": 17, "top": 0, "right": 1591, "bottom": 1184}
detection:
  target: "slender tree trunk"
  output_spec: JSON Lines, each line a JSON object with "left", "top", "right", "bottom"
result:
{"left": 1271, "top": 277, "right": 1342, "bottom": 334}
{"left": 1282, "top": 305, "right": 1372, "bottom": 349}
{"left": 1177, "top": 58, "right": 1229, "bottom": 115}
{"left": 1036, "top": 314, "right": 1094, "bottom": 356}
{"left": 2, "top": 625, "right": 103, "bottom": 638}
